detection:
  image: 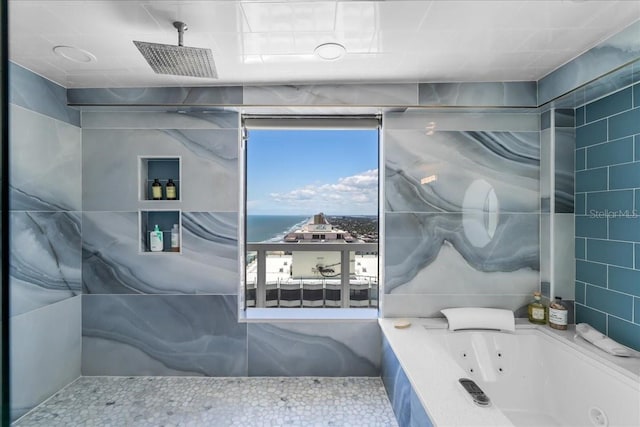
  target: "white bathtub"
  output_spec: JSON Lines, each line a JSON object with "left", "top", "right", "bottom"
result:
{"left": 380, "top": 318, "right": 640, "bottom": 427}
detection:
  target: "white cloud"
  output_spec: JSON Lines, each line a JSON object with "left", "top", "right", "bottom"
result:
{"left": 268, "top": 169, "right": 378, "bottom": 214}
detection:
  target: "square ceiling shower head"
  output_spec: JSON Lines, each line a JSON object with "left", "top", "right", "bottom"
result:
{"left": 133, "top": 21, "right": 218, "bottom": 79}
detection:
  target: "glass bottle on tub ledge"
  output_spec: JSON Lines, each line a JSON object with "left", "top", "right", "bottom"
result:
{"left": 151, "top": 178, "right": 163, "bottom": 200}
{"left": 527, "top": 291, "right": 547, "bottom": 325}
{"left": 166, "top": 178, "right": 177, "bottom": 200}
{"left": 548, "top": 296, "right": 568, "bottom": 330}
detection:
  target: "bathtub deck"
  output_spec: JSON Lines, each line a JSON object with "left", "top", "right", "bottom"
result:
{"left": 14, "top": 376, "right": 398, "bottom": 427}
{"left": 502, "top": 409, "right": 560, "bottom": 427}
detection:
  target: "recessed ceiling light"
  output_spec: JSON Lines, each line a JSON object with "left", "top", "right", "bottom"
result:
{"left": 53, "top": 45, "right": 97, "bottom": 63}
{"left": 314, "top": 43, "right": 346, "bottom": 61}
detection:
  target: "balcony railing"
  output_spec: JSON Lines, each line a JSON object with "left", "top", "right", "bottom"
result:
{"left": 245, "top": 242, "right": 379, "bottom": 308}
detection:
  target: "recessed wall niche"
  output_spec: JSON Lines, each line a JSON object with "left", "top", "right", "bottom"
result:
{"left": 139, "top": 209, "right": 182, "bottom": 254}
{"left": 138, "top": 156, "right": 181, "bottom": 202}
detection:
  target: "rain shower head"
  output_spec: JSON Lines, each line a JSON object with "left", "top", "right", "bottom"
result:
{"left": 134, "top": 21, "right": 217, "bottom": 79}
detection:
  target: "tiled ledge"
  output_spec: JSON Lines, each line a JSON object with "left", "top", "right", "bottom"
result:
{"left": 67, "top": 82, "right": 539, "bottom": 108}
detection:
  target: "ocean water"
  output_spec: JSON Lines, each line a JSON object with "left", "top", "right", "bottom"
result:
{"left": 246, "top": 215, "right": 309, "bottom": 242}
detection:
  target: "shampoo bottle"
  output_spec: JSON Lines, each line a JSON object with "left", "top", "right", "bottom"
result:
{"left": 151, "top": 178, "right": 163, "bottom": 200}
{"left": 166, "top": 179, "right": 177, "bottom": 200}
{"left": 150, "top": 224, "right": 164, "bottom": 252}
{"left": 527, "top": 291, "right": 547, "bottom": 325}
{"left": 548, "top": 296, "right": 568, "bottom": 330}
{"left": 170, "top": 223, "right": 180, "bottom": 252}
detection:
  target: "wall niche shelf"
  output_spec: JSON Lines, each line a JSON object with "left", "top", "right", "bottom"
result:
{"left": 138, "top": 156, "right": 181, "bottom": 202}
{"left": 139, "top": 209, "right": 182, "bottom": 254}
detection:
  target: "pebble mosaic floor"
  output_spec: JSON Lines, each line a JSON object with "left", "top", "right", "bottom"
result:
{"left": 15, "top": 377, "right": 399, "bottom": 427}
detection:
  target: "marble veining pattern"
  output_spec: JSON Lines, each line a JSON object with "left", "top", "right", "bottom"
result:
{"left": 10, "top": 104, "right": 82, "bottom": 211}
{"left": 385, "top": 130, "right": 540, "bottom": 213}
{"left": 383, "top": 111, "right": 540, "bottom": 132}
{"left": 82, "top": 212, "right": 237, "bottom": 294}
{"left": 67, "top": 86, "right": 243, "bottom": 106}
{"left": 418, "top": 82, "right": 537, "bottom": 107}
{"left": 10, "top": 212, "right": 81, "bottom": 317}
{"left": 9, "top": 62, "right": 80, "bottom": 126}
{"left": 383, "top": 293, "right": 532, "bottom": 318}
{"left": 14, "top": 376, "right": 398, "bottom": 427}
{"left": 243, "top": 84, "right": 417, "bottom": 106}
{"left": 82, "top": 127, "right": 238, "bottom": 212}
{"left": 385, "top": 212, "right": 539, "bottom": 294}
{"left": 547, "top": 69, "right": 638, "bottom": 111}
{"left": 81, "top": 110, "right": 239, "bottom": 129}
{"left": 248, "top": 322, "right": 380, "bottom": 377}
{"left": 539, "top": 21, "right": 640, "bottom": 105}
{"left": 381, "top": 337, "right": 432, "bottom": 427}
{"left": 574, "top": 60, "right": 639, "bottom": 109}
{"left": 82, "top": 295, "right": 247, "bottom": 377}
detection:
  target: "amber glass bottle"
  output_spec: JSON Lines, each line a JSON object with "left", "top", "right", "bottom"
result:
{"left": 166, "top": 178, "right": 177, "bottom": 200}
{"left": 151, "top": 178, "right": 162, "bottom": 200}
{"left": 549, "top": 296, "right": 568, "bottom": 330}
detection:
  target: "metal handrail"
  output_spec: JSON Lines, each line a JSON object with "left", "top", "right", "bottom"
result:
{"left": 246, "top": 242, "right": 378, "bottom": 308}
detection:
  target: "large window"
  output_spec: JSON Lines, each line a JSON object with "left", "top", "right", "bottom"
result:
{"left": 242, "top": 117, "right": 379, "bottom": 313}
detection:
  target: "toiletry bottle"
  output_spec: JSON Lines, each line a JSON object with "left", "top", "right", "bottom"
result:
{"left": 527, "top": 291, "right": 547, "bottom": 325}
{"left": 170, "top": 223, "right": 180, "bottom": 252}
{"left": 151, "top": 178, "right": 163, "bottom": 200}
{"left": 150, "top": 224, "right": 164, "bottom": 252}
{"left": 166, "top": 179, "right": 177, "bottom": 200}
{"left": 548, "top": 296, "right": 568, "bottom": 330}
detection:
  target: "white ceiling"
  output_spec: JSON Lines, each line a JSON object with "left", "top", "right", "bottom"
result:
{"left": 9, "top": 0, "right": 640, "bottom": 88}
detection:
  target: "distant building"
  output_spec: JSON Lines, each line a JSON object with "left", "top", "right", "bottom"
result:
{"left": 283, "top": 212, "right": 356, "bottom": 242}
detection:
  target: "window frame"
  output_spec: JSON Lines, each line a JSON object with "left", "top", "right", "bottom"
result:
{"left": 239, "top": 115, "right": 382, "bottom": 321}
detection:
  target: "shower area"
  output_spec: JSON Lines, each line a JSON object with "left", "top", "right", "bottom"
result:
{"left": 7, "top": 62, "right": 396, "bottom": 425}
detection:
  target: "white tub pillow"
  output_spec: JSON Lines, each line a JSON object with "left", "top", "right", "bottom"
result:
{"left": 441, "top": 307, "right": 515, "bottom": 332}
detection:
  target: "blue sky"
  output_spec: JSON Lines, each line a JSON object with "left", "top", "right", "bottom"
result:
{"left": 247, "top": 129, "right": 379, "bottom": 215}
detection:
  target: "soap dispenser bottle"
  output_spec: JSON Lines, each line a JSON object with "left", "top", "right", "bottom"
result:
{"left": 149, "top": 224, "right": 164, "bottom": 252}
{"left": 527, "top": 291, "right": 547, "bottom": 325}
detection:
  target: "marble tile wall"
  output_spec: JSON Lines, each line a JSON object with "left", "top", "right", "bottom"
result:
{"left": 9, "top": 64, "right": 83, "bottom": 421}
{"left": 81, "top": 110, "right": 243, "bottom": 376}
{"left": 69, "top": 82, "right": 539, "bottom": 108}
{"left": 67, "top": 86, "right": 242, "bottom": 106}
{"left": 10, "top": 297, "right": 81, "bottom": 421}
{"left": 82, "top": 295, "right": 246, "bottom": 376}
{"left": 381, "top": 336, "right": 433, "bottom": 427}
{"left": 539, "top": 21, "right": 640, "bottom": 106}
{"left": 243, "top": 84, "right": 418, "bottom": 106}
{"left": 81, "top": 109, "right": 382, "bottom": 377}
{"left": 9, "top": 63, "right": 80, "bottom": 126}
{"left": 418, "top": 82, "right": 537, "bottom": 107}
{"left": 248, "top": 322, "right": 380, "bottom": 377}
{"left": 383, "top": 111, "right": 540, "bottom": 317}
